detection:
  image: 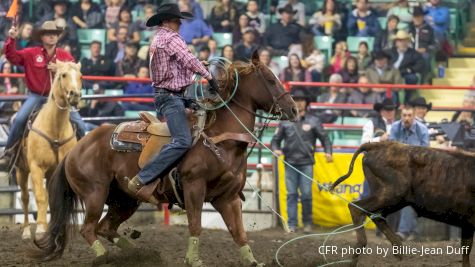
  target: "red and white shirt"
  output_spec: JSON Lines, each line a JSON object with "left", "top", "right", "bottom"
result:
{"left": 149, "top": 27, "right": 212, "bottom": 91}
{"left": 3, "top": 37, "right": 75, "bottom": 96}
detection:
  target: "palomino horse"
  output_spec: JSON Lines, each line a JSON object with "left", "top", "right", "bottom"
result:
{"left": 31, "top": 51, "right": 297, "bottom": 266}
{"left": 16, "top": 61, "right": 82, "bottom": 240}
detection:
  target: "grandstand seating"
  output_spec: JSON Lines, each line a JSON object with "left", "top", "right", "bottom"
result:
{"left": 272, "top": 56, "right": 289, "bottom": 71}
{"left": 314, "top": 36, "right": 333, "bottom": 64}
{"left": 77, "top": 29, "right": 106, "bottom": 58}
{"left": 140, "top": 30, "right": 154, "bottom": 46}
{"left": 212, "top": 32, "right": 233, "bottom": 48}
{"left": 346, "top": 36, "right": 375, "bottom": 54}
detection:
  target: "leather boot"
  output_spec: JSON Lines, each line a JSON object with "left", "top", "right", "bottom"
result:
{"left": 127, "top": 176, "right": 159, "bottom": 205}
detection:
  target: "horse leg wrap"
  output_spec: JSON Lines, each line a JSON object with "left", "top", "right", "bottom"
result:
{"left": 240, "top": 244, "right": 261, "bottom": 266}
{"left": 113, "top": 237, "right": 136, "bottom": 250}
{"left": 185, "top": 237, "right": 203, "bottom": 267}
{"left": 91, "top": 240, "right": 107, "bottom": 257}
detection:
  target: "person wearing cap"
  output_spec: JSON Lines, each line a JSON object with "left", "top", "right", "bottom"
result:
{"left": 366, "top": 50, "right": 403, "bottom": 101}
{"left": 409, "top": 7, "right": 436, "bottom": 78}
{"left": 361, "top": 98, "right": 397, "bottom": 144}
{"left": 347, "top": 0, "right": 380, "bottom": 37}
{"left": 127, "top": 3, "right": 220, "bottom": 201}
{"left": 409, "top": 7, "right": 436, "bottom": 56}
{"left": 388, "top": 30, "right": 425, "bottom": 102}
{"left": 389, "top": 105, "right": 429, "bottom": 240}
{"left": 271, "top": 89, "right": 333, "bottom": 233}
{"left": 408, "top": 96, "right": 432, "bottom": 124}
{"left": 234, "top": 27, "right": 260, "bottom": 61}
{"left": 276, "top": 0, "right": 305, "bottom": 26}
{"left": 263, "top": 4, "right": 303, "bottom": 56}
{"left": 1, "top": 21, "right": 87, "bottom": 167}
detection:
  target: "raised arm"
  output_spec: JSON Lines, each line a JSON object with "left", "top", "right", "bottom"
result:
{"left": 4, "top": 26, "right": 26, "bottom": 66}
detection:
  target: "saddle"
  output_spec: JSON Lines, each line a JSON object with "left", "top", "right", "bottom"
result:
{"left": 110, "top": 110, "right": 254, "bottom": 207}
{"left": 110, "top": 111, "right": 203, "bottom": 168}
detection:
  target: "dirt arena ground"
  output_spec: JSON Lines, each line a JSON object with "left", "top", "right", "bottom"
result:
{"left": 0, "top": 223, "right": 471, "bottom": 267}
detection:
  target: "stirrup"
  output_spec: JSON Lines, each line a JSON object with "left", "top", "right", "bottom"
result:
{"left": 168, "top": 168, "right": 184, "bottom": 208}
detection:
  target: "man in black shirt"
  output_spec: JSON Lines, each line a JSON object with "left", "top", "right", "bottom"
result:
{"left": 271, "top": 89, "right": 333, "bottom": 233}
{"left": 263, "top": 4, "right": 302, "bottom": 56}
{"left": 80, "top": 40, "right": 114, "bottom": 89}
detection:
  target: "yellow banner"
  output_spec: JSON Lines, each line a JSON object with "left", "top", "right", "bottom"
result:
{"left": 276, "top": 152, "right": 375, "bottom": 228}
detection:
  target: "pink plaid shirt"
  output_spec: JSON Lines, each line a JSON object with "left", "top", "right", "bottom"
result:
{"left": 149, "top": 27, "right": 212, "bottom": 91}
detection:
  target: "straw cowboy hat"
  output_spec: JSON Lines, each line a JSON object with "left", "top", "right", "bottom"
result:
{"left": 391, "top": 30, "right": 411, "bottom": 41}
{"left": 146, "top": 3, "right": 193, "bottom": 27}
{"left": 32, "top": 21, "right": 64, "bottom": 42}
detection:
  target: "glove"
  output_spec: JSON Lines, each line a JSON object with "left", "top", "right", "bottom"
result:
{"left": 208, "top": 79, "right": 219, "bottom": 95}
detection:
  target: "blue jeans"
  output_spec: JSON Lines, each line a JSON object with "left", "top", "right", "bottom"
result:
{"left": 6, "top": 92, "right": 87, "bottom": 149}
{"left": 397, "top": 206, "right": 418, "bottom": 235}
{"left": 285, "top": 164, "right": 314, "bottom": 227}
{"left": 138, "top": 92, "right": 192, "bottom": 184}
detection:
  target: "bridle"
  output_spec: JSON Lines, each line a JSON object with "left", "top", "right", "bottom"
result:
{"left": 50, "top": 71, "right": 71, "bottom": 110}
{"left": 229, "top": 65, "right": 290, "bottom": 120}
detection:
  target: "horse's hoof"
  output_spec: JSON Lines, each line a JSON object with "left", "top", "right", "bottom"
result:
{"left": 35, "top": 224, "right": 46, "bottom": 240}
{"left": 35, "top": 232, "right": 45, "bottom": 241}
{"left": 92, "top": 255, "right": 108, "bottom": 266}
{"left": 185, "top": 258, "right": 204, "bottom": 267}
{"left": 21, "top": 226, "right": 31, "bottom": 240}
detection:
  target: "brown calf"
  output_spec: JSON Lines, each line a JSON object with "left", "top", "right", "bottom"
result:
{"left": 331, "top": 141, "right": 475, "bottom": 267}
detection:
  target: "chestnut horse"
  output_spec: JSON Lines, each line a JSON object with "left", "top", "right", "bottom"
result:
{"left": 31, "top": 52, "right": 297, "bottom": 266}
{"left": 16, "top": 61, "right": 82, "bottom": 240}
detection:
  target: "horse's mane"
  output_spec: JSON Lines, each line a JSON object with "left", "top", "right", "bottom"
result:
{"left": 232, "top": 61, "right": 257, "bottom": 76}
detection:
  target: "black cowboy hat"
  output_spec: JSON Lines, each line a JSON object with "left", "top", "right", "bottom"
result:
{"left": 372, "top": 50, "right": 391, "bottom": 60}
{"left": 374, "top": 98, "right": 398, "bottom": 111}
{"left": 146, "top": 3, "right": 193, "bottom": 27}
{"left": 413, "top": 6, "right": 427, "bottom": 17}
{"left": 408, "top": 96, "right": 432, "bottom": 110}
{"left": 278, "top": 4, "right": 297, "bottom": 15}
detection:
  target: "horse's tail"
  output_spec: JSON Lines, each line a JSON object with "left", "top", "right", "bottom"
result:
{"left": 330, "top": 142, "right": 374, "bottom": 191}
{"left": 30, "top": 156, "right": 78, "bottom": 261}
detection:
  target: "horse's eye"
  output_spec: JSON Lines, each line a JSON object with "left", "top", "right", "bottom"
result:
{"left": 62, "top": 73, "right": 67, "bottom": 78}
{"left": 268, "top": 79, "right": 276, "bottom": 85}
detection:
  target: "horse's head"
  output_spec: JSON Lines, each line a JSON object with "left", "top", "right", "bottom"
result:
{"left": 51, "top": 61, "right": 83, "bottom": 108}
{"left": 235, "top": 51, "right": 297, "bottom": 121}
